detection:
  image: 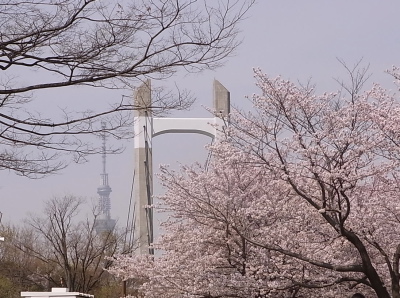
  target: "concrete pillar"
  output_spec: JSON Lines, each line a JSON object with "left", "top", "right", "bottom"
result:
{"left": 133, "top": 79, "right": 154, "bottom": 254}
{"left": 133, "top": 79, "right": 230, "bottom": 255}
{"left": 213, "top": 80, "right": 230, "bottom": 141}
{"left": 213, "top": 79, "right": 230, "bottom": 116}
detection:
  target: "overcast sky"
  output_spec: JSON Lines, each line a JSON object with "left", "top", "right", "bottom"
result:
{"left": 2, "top": 0, "right": 400, "bottom": 227}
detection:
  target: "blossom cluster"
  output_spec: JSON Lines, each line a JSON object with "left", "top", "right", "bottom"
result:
{"left": 109, "top": 68, "right": 400, "bottom": 297}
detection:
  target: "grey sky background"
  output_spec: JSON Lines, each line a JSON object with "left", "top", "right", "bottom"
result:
{"left": 2, "top": 1, "right": 400, "bottom": 226}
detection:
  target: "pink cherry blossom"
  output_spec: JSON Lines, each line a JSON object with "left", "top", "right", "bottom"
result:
{"left": 109, "top": 67, "right": 400, "bottom": 297}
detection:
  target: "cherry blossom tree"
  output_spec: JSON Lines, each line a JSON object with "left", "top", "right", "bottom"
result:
{"left": 109, "top": 64, "right": 400, "bottom": 298}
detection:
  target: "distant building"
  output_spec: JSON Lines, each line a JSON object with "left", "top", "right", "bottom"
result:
{"left": 94, "top": 123, "right": 116, "bottom": 234}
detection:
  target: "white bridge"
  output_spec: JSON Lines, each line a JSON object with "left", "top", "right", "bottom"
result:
{"left": 133, "top": 79, "right": 230, "bottom": 254}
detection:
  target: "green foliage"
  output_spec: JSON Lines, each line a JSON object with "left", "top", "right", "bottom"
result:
{"left": 0, "top": 274, "right": 20, "bottom": 298}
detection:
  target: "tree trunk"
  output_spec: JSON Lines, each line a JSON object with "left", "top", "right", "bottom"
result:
{"left": 343, "top": 229, "right": 391, "bottom": 298}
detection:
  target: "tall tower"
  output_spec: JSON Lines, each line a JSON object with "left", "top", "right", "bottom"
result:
{"left": 95, "top": 122, "right": 116, "bottom": 234}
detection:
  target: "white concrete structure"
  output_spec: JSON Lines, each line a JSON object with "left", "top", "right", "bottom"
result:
{"left": 133, "top": 79, "right": 230, "bottom": 254}
{"left": 21, "top": 288, "right": 94, "bottom": 298}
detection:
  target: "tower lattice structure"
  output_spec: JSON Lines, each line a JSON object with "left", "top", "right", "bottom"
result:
{"left": 95, "top": 122, "right": 116, "bottom": 233}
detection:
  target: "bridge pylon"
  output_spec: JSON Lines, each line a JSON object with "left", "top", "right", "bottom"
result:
{"left": 133, "top": 80, "right": 230, "bottom": 254}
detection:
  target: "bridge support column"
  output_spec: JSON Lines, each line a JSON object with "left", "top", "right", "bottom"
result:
{"left": 133, "top": 79, "right": 154, "bottom": 254}
{"left": 133, "top": 79, "right": 230, "bottom": 254}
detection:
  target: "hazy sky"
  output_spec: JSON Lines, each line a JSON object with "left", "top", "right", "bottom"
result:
{"left": 2, "top": 1, "right": 400, "bottom": 227}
